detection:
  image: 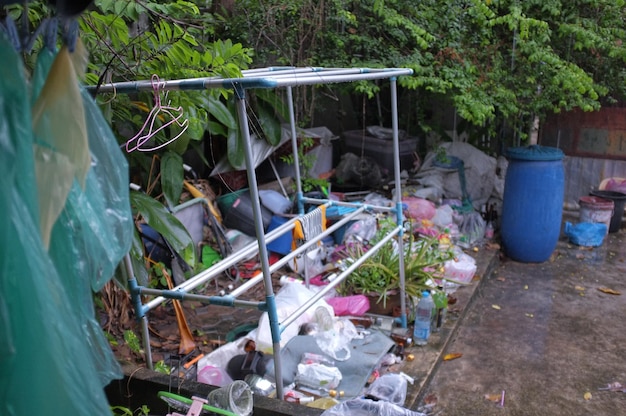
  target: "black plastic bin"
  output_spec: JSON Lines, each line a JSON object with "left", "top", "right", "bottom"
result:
{"left": 590, "top": 189, "right": 626, "bottom": 233}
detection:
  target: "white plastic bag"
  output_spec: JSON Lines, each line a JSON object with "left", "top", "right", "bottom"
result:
{"left": 313, "top": 307, "right": 358, "bottom": 361}
{"left": 431, "top": 204, "right": 454, "bottom": 228}
{"left": 295, "top": 361, "right": 342, "bottom": 390}
{"left": 255, "top": 283, "right": 334, "bottom": 353}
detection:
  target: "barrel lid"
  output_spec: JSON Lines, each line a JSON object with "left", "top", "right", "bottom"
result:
{"left": 506, "top": 145, "right": 564, "bottom": 161}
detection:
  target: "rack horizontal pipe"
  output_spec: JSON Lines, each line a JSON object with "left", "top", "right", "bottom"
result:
{"left": 228, "top": 205, "right": 367, "bottom": 298}
{"left": 87, "top": 67, "right": 413, "bottom": 94}
{"left": 136, "top": 286, "right": 262, "bottom": 309}
{"left": 142, "top": 218, "right": 299, "bottom": 311}
{"left": 280, "top": 225, "right": 403, "bottom": 331}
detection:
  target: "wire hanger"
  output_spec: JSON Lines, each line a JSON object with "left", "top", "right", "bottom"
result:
{"left": 125, "top": 74, "right": 189, "bottom": 153}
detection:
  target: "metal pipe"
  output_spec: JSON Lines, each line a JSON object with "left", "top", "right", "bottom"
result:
{"left": 280, "top": 226, "right": 402, "bottom": 330}
{"left": 228, "top": 205, "right": 366, "bottom": 298}
{"left": 390, "top": 77, "right": 408, "bottom": 328}
{"left": 89, "top": 68, "right": 413, "bottom": 94}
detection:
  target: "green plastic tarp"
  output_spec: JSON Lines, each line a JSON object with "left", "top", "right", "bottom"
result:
{"left": 0, "top": 32, "right": 132, "bottom": 415}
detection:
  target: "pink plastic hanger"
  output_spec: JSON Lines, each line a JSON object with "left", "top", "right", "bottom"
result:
{"left": 125, "top": 74, "right": 189, "bottom": 153}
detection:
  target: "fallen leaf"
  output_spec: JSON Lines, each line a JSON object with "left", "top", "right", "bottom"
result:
{"left": 598, "top": 287, "right": 621, "bottom": 295}
{"left": 496, "top": 276, "right": 506, "bottom": 282}
{"left": 443, "top": 353, "right": 463, "bottom": 361}
{"left": 484, "top": 393, "right": 501, "bottom": 402}
{"left": 575, "top": 285, "right": 585, "bottom": 291}
{"left": 492, "top": 304, "right": 501, "bottom": 310}
{"left": 423, "top": 393, "right": 438, "bottom": 406}
{"left": 584, "top": 391, "right": 592, "bottom": 400}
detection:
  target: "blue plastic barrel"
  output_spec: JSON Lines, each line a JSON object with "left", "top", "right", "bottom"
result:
{"left": 501, "top": 145, "right": 564, "bottom": 262}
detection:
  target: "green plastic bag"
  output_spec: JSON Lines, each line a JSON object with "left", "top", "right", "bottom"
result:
{"left": 0, "top": 34, "right": 126, "bottom": 416}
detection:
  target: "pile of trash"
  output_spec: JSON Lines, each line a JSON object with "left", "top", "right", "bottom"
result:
{"left": 183, "top": 141, "right": 504, "bottom": 414}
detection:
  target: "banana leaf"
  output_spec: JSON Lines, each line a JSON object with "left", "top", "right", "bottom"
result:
{"left": 160, "top": 151, "right": 184, "bottom": 209}
{"left": 130, "top": 191, "right": 196, "bottom": 269}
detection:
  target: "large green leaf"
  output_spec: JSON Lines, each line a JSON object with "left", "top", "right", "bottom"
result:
{"left": 206, "top": 95, "right": 237, "bottom": 129}
{"left": 160, "top": 151, "right": 184, "bottom": 208}
{"left": 226, "top": 126, "right": 245, "bottom": 169}
{"left": 257, "top": 99, "right": 282, "bottom": 146}
{"left": 255, "top": 89, "right": 289, "bottom": 122}
{"left": 226, "top": 100, "right": 245, "bottom": 168}
{"left": 130, "top": 191, "right": 196, "bottom": 268}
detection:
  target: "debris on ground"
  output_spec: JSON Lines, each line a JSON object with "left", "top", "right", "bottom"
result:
{"left": 598, "top": 382, "right": 626, "bottom": 393}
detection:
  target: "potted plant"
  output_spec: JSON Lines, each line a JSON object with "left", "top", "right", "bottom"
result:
{"left": 337, "top": 216, "right": 455, "bottom": 315}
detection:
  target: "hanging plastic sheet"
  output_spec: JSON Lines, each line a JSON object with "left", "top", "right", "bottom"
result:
{"left": 0, "top": 34, "right": 122, "bottom": 415}
{"left": 46, "top": 85, "right": 133, "bottom": 384}
{"left": 31, "top": 40, "right": 90, "bottom": 248}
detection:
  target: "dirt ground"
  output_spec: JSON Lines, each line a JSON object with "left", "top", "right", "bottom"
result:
{"left": 105, "top": 261, "right": 296, "bottom": 372}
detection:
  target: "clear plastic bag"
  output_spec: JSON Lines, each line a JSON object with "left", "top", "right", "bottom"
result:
{"left": 341, "top": 214, "right": 378, "bottom": 244}
{"left": 365, "top": 373, "right": 408, "bottom": 406}
{"left": 313, "top": 307, "right": 358, "bottom": 361}
{"left": 321, "top": 398, "right": 427, "bottom": 416}
{"left": 255, "top": 284, "right": 335, "bottom": 353}
{"left": 458, "top": 210, "right": 486, "bottom": 247}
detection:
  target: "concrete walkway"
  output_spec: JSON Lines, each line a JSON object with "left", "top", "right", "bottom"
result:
{"left": 409, "top": 227, "right": 626, "bottom": 415}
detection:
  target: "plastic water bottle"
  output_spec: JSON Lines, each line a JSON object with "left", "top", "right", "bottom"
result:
{"left": 413, "top": 291, "right": 435, "bottom": 346}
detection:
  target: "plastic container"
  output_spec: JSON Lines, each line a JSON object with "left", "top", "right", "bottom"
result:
{"left": 259, "top": 189, "right": 292, "bottom": 214}
{"left": 222, "top": 191, "right": 273, "bottom": 237}
{"left": 501, "top": 145, "right": 564, "bottom": 263}
{"left": 342, "top": 130, "right": 418, "bottom": 174}
{"left": 413, "top": 291, "right": 434, "bottom": 346}
{"left": 197, "top": 365, "right": 233, "bottom": 387}
{"left": 266, "top": 215, "right": 292, "bottom": 255}
{"left": 590, "top": 189, "right": 626, "bottom": 233}
{"left": 207, "top": 380, "right": 253, "bottom": 416}
{"left": 217, "top": 188, "right": 248, "bottom": 214}
{"left": 579, "top": 196, "right": 614, "bottom": 236}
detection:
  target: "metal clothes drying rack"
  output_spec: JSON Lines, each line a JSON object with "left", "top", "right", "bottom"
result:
{"left": 98, "top": 66, "right": 414, "bottom": 400}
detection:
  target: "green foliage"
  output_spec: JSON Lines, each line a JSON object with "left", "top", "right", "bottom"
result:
{"left": 110, "top": 404, "right": 150, "bottom": 416}
{"left": 123, "top": 329, "right": 142, "bottom": 354}
{"left": 226, "top": 0, "right": 626, "bottom": 149}
{"left": 339, "top": 217, "right": 454, "bottom": 306}
{"left": 153, "top": 360, "right": 171, "bottom": 375}
{"left": 129, "top": 191, "right": 196, "bottom": 268}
